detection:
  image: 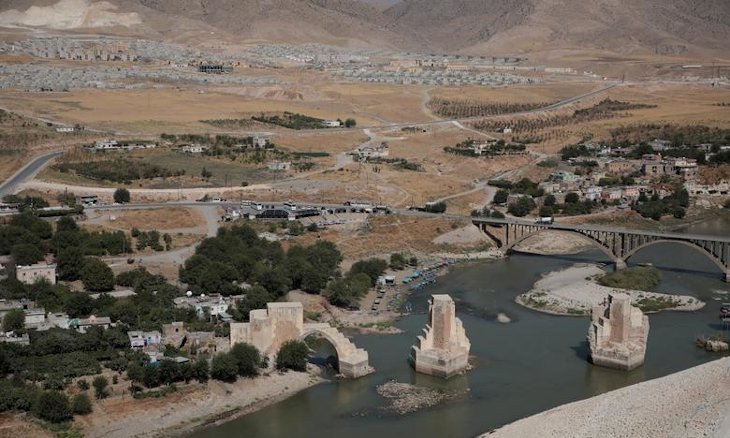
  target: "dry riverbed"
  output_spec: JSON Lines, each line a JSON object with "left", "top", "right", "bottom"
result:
{"left": 517, "top": 264, "right": 704, "bottom": 316}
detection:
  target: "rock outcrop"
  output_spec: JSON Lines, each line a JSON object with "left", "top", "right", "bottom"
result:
{"left": 410, "top": 294, "right": 470, "bottom": 378}
{"left": 587, "top": 292, "right": 649, "bottom": 371}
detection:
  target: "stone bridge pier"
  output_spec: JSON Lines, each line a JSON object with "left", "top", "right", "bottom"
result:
{"left": 230, "top": 302, "right": 373, "bottom": 378}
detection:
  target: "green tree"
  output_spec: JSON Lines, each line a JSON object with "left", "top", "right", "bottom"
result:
{"left": 210, "top": 353, "right": 238, "bottom": 383}
{"left": 344, "top": 118, "right": 357, "bottom": 128}
{"left": 230, "top": 343, "right": 261, "bottom": 377}
{"left": 64, "top": 293, "right": 94, "bottom": 318}
{"left": 56, "top": 247, "right": 85, "bottom": 281}
{"left": 33, "top": 391, "right": 71, "bottom": 423}
{"left": 389, "top": 253, "right": 407, "bottom": 270}
{"left": 2, "top": 308, "right": 25, "bottom": 332}
{"left": 113, "top": 188, "right": 131, "bottom": 204}
{"left": 71, "top": 393, "right": 92, "bottom": 415}
{"left": 81, "top": 258, "right": 115, "bottom": 292}
{"left": 565, "top": 192, "right": 580, "bottom": 204}
{"left": 349, "top": 258, "right": 387, "bottom": 286}
{"left": 507, "top": 197, "right": 535, "bottom": 217}
{"left": 11, "top": 243, "right": 44, "bottom": 265}
{"left": 538, "top": 206, "right": 554, "bottom": 217}
{"left": 192, "top": 357, "right": 210, "bottom": 383}
{"left": 544, "top": 194, "right": 556, "bottom": 207}
{"left": 493, "top": 189, "right": 509, "bottom": 204}
{"left": 57, "top": 191, "right": 77, "bottom": 207}
{"left": 92, "top": 375, "right": 109, "bottom": 399}
{"left": 275, "top": 340, "right": 309, "bottom": 371}
{"left": 142, "top": 365, "right": 160, "bottom": 388}
{"left": 56, "top": 216, "right": 78, "bottom": 233}
{"left": 201, "top": 167, "right": 212, "bottom": 179}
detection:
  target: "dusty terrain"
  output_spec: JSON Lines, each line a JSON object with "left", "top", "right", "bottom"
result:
{"left": 76, "top": 369, "right": 323, "bottom": 438}
{"left": 486, "top": 357, "right": 730, "bottom": 438}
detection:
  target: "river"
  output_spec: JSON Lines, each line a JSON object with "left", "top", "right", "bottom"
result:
{"left": 191, "top": 223, "right": 730, "bottom": 438}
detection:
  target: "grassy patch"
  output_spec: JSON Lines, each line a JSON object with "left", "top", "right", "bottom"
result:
{"left": 598, "top": 266, "right": 661, "bottom": 291}
{"left": 635, "top": 295, "right": 679, "bottom": 312}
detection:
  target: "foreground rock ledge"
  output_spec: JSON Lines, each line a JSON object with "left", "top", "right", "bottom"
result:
{"left": 484, "top": 357, "right": 730, "bottom": 438}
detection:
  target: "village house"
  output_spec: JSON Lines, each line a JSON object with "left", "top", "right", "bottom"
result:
{"left": 601, "top": 188, "right": 623, "bottom": 202}
{"left": 72, "top": 315, "right": 112, "bottom": 333}
{"left": 583, "top": 186, "right": 602, "bottom": 201}
{"left": 605, "top": 159, "right": 638, "bottom": 175}
{"left": 16, "top": 263, "right": 56, "bottom": 285}
{"left": 354, "top": 142, "right": 390, "bottom": 160}
{"left": 179, "top": 144, "right": 209, "bottom": 154}
{"left": 267, "top": 161, "right": 291, "bottom": 171}
{"left": 23, "top": 308, "right": 46, "bottom": 329}
{"left": 322, "top": 120, "right": 341, "bottom": 128}
{"left": 79, "top": 195, "right": 99, "bottom": 206}
{"left": 128, "top": 330, "right": 162, "bottom": 349}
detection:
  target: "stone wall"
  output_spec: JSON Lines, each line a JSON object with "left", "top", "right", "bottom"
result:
{"left": 588, "top": 292, "right": 649, "bottom": 371}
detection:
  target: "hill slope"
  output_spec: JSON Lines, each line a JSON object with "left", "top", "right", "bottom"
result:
{"left": 1, "top": 0, "right": 728, "bottom": 57}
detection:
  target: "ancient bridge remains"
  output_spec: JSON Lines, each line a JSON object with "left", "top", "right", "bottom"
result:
{"left": 472, "top": 217, "right": 730, "bottom": 282}
{"left": 230, "top": 302, "right": 372, "bottom": 378}
{"left": 410, "top": 294, "right": 470, "bottom": 378}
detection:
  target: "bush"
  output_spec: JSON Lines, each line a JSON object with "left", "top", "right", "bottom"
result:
{"left": 77, "top": 379, "right": 90, "bottom": 391}
{"left": 192, "top": 358, "right": 210, "bottom": 383}
{"left": 210, "top": 353, "right": 239, "bottom": 382}
{"left": 113, "top": 188, "right": 130, "bottom": 204}
{"left": 2, "top": 308, "right": 25, "bottom": 332}
{"left": 275, "top": 340, "right": 309, "bottom": 371}
{"left": 493, "top": 189, "right": 509, "bottom": 204}
{"left": 33, "top": 391, "right": 72, "bottom": 423}
{"left": 229, "top": 343, "right": 262, "bottom": 377}
{"left": 71, "top": 393, "right": 92, "bottom": 415}
{"left": 598, "top": 266, "right": 662, "bottom": 291}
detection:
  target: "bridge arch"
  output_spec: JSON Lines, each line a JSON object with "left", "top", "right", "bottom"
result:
{"left": 505, "top": 228, "right": 617, "bottom": 262}
{"left": 298, "top": 326, "right": 348, "bottom": 360}
{"left": 623, "top": 239, "right": 728, "bottom": 272}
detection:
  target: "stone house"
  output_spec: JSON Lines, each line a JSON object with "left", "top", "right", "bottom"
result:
{"left": 16, "top": 263, "right": 56, "bottom": 285}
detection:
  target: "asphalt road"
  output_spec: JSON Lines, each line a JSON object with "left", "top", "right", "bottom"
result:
{"left": 0, "top": 150, "right": 63, "bottom": 199}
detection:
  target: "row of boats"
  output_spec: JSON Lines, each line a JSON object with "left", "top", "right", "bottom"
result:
{"left": 403, "top": 259, "right": 456, "bottom": 291}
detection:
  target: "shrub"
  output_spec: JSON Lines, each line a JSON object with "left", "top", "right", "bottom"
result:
{"left": 113, "top": 188, "right": 130, "bottom": 204}
{"left": 493, "top": 189, "right": 509, "bottom": 204}
{"left": 92, "top": 375, "right": 109, "bottom": 399}
{"left": 210, "top": 353, "right": 238, "bottom": 382}
{"left": 71, "top": 393, "right": 92, "bottom": 415}
{"left": 33, "top": 391, "right": 72, "bottom": 423}
{"left": 598, "top": 266, "right": 662, "bottom": 292}
{"left": 229, "top": 343, "right": 262, "bottom": 377}
{"left": 275, "top": 340, "right": 309, "bottom": 371}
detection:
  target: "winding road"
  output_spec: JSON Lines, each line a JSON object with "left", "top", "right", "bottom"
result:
{"left": 0, "top": 150, "right": 63, "bottom": 199}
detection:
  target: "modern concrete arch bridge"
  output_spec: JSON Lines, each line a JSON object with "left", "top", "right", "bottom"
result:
{"left": 472, "top": 218, "right": 730, "bottom": 282}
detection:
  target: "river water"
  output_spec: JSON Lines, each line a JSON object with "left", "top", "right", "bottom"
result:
{"left": 192, "top": 222, "right": 730, "bottom": 438}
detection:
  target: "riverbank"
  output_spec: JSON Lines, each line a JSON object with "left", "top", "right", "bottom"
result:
{"left": 484, "top": 357, "right": 730, "bottom": 437}
{"left": 517, "top": 264, "right": 705, "bottom": 315}
{"left": 76, "top": 369, "right": 324, "bottom": 438}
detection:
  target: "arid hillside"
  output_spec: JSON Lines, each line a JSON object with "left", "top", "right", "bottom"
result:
{"left": 0, "top": 0, "right": 728, "bottom": 57}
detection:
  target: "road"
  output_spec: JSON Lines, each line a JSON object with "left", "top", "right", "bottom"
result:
{"left": 0, "top": 150, "right": 63, "bottom": 199}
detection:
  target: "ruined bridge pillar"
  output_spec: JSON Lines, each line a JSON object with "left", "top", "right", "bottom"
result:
{"left": 410, "top": 294, "right": 471, "bottom": 378}
{"left": 230, "top": 302, "right": 373, "bottom": 378}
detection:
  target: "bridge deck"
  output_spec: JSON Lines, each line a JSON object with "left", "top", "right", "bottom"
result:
{"left": 471, "top": 217, "right": 730, "bottom": 243}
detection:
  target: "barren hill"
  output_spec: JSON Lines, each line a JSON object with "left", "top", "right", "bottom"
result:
{"left": 1, "top": 0, "right": 728, "bottom": 57}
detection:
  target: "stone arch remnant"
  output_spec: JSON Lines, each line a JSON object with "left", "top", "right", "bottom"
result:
{"left": 410, "top": 294, "right": 471, "bottom": 378}
{"left": 230, "top": 302, "right": 373, "bottom": 378}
